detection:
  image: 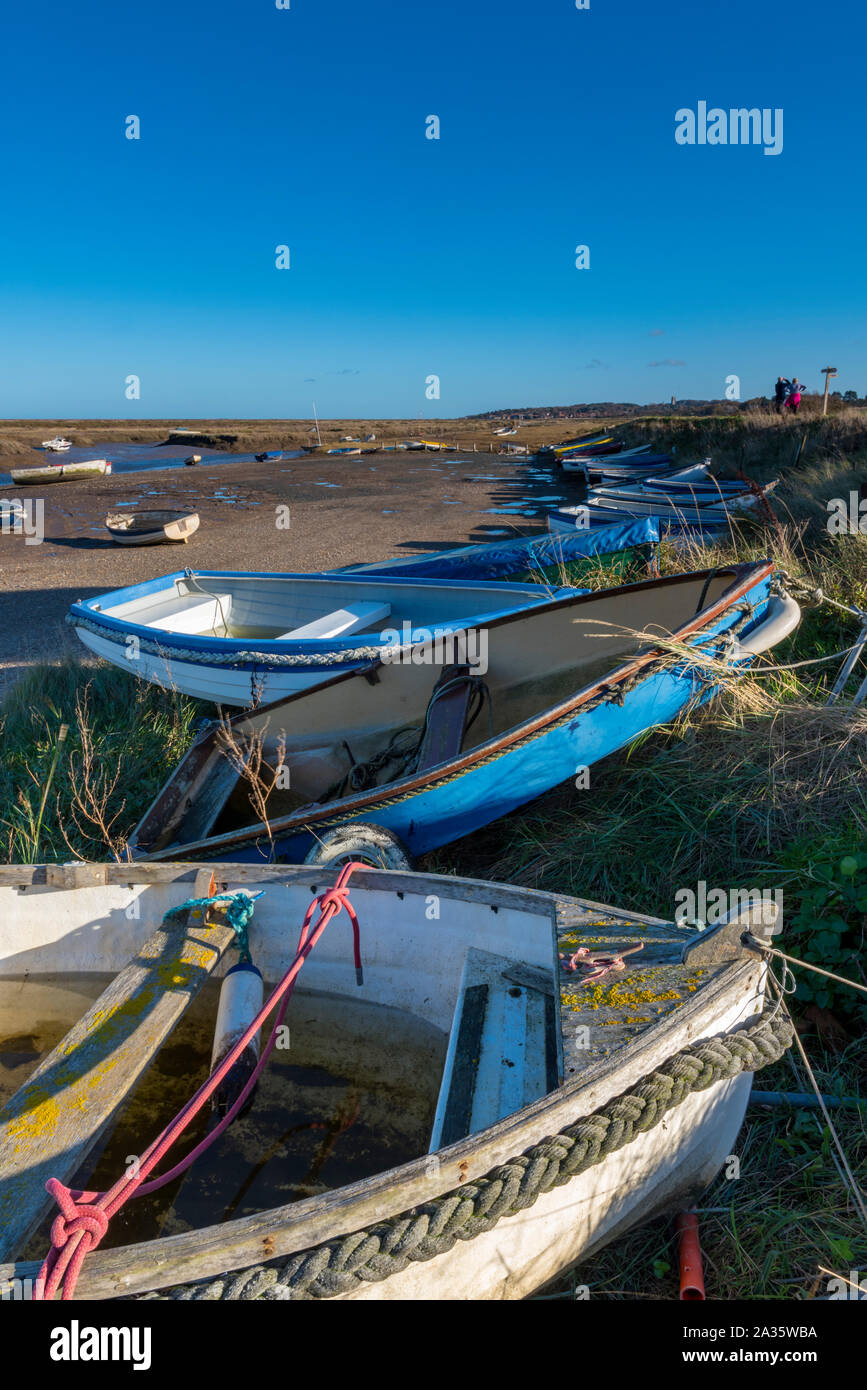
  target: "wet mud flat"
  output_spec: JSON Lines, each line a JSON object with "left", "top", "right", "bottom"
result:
{"left": 0, "top": 451, "right": 582, "bottom": 696}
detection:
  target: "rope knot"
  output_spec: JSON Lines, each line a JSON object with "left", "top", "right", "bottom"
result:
{"left": 46, "top": 1179, "right": 109, "bottom": 1251}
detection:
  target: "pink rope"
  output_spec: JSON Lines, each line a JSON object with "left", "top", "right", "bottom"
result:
{"left": 34, "top": 862, "right": 366, "bottom": 1302}
{"left": 558, "top": 941, "right": 644, "bottom": 985}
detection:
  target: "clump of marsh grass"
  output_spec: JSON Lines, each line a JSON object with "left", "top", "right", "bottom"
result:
{"left": 0, "top": 661, "right": 204, "bottom": 861}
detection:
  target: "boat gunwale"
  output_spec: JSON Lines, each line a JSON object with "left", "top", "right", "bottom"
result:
{"left": 133, "top": 560, "right": 774, "bottom": 858}
{"left": 69, "top": 569, "right": 560, "bottom": 657}
{"left": 0, "top": 862, "right": 763, "bottom": 1299}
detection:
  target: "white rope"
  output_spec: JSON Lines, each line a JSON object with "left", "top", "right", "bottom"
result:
{"left": 766, "top": 970, "right": 867, "bottom": 1231}
{"left": 746, "top": 936, "right": 867, "bottom": 997}
{"left": 746, "top": 643, "right": 865, "bottom": 674}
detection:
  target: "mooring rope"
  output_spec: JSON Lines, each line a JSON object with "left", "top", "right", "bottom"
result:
{"left": 765, "top": 970, "right": 867, "bottom": 1232}
{"left": 34, "top": 867, "right": 366, "bottom": 1302}
{"left": 745, "top": 934, "right": 867, "bottom": 997}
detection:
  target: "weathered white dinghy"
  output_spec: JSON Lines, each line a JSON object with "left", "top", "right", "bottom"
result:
{"left": 105, "top": 510, "right": 201, "bottom": 546}
{"left": 10, "top": 459, "right": 111, "bottom": 485}
{"left": 0, "top": 861, "right": 790, "bottom": 1301}
{"left": 68, "top": 570, "right": 573, "bottom": 707}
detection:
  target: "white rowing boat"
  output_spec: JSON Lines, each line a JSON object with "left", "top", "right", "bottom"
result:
{"left": 0, "top": 861, "right": 789, "bottom": 1301}
{"left": 10, "top": 459, "right": 111, "bottom": 485}
{"left": 105, "top": 510, "right": 201, "bottom": 546}
{"left": 583, "top": 479, "right": 777, "bottom": 522}
{"left": 68, "top": 570, "right": 575, "bottom": 706}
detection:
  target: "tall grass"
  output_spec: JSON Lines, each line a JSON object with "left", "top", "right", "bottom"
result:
{"left": 0, "top": 663, "right": 203, "bottom": 861}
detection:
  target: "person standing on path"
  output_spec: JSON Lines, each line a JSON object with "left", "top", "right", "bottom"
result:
{"left": 785, "top": 378, "right": 803, "bottom": 413}
{"left": 774, "top": 377, "right": 788, "bottom": 412}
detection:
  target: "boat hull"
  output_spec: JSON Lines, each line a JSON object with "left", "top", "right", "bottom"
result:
{"left": 10, "top": 460, "right": 110, "bottom": 484}
{"left": 131, "top": 565, "right": 786, "bottom": 863}
{"left": 70, "top": 571, "right": 563, "bottom": 707}
{"left": 0, "top": 863, "right": 768, "bottom": 1301}
{"left": 105, "top": 511, "right": 201, "bottom": 546}
{"left": 345, "top": 516, "right": 659, "bottom": 582}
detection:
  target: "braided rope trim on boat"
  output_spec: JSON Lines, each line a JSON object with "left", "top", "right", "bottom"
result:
{"left": 139, "top": 1009, "right": 792, "bottom": 1301}
{"left": 68, "top": 613, "right": 382, "bottom": 668}
{"left": 69, "top": 597, "right": 759, "bottom": 673}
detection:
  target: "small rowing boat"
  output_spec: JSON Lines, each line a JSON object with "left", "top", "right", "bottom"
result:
{"left": 584, "top": 479, "right": 777, "bottom": 521}
{"left": 255, "top": 451, "right": 284, "bottom": 462}
{"left": 129, "top": 562, "right": 799, "bottom": 866}
{"left": 9, "top": 459, "right": 111, "bottom": 485}
{"left": 68, "top": 571, "right": 575, "bottom": 707}
{"left": 104, "top": 510, "right": 201, "bottom": 546}
{"left": 575, "top": 453, "right": 675, "bottom": 483}
{"left": 0, "top": 861, "right": 791, "bottom": 1300}
{"left": 0, "top": 499, "right": 25, "bottom": 527}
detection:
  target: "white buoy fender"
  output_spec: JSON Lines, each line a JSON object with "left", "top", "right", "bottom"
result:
{"left": 210, "top": 960, "right": 264, "bottom": 1117}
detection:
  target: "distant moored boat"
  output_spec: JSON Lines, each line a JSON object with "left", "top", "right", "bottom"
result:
{"left": 10, "top": 459, "right": 111, "bottom": 484}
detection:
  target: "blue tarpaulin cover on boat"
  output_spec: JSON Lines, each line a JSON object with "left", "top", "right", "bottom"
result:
{"left": 347, "top": 516, "right": 659, "bottom": 581}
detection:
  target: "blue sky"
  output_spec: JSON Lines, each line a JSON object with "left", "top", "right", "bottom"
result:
{"left": 1, "top": 0, "right": 864, "bottom": 418}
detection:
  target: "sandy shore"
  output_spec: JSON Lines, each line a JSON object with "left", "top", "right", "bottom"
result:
{"left": 0, "top": 449, "right": 580, "bottom": 697}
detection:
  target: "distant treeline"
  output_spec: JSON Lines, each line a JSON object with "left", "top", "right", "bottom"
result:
{"left": 471, "top": 393, "right": 866, "bottom": 421}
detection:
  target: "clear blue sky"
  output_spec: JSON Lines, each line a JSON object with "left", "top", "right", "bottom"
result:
{"left": 1, "top": 0, "right": 864, "bottom": 418}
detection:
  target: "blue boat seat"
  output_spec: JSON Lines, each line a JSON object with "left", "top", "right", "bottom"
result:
{"left": 429, "top": 947, "right": 560, "bottom": 1150}
{"left": 275, "top": 600, "right": 391, "bottom": 642}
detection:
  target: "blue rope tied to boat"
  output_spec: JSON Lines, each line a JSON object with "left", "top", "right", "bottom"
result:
{"left": 164, "top": 890, "right": 264, "bottom": 964}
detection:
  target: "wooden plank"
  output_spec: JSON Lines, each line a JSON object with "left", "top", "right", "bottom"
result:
{"left": 439, "top": 983, "right": 489, "bottom": 1147}
{"left": 0, "top": 869, "right": 235, "bottom": 1262}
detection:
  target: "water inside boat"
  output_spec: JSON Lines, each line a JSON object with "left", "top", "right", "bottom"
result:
{"left": 1, "top": 976, "right": 445, "bottom": 1256}
{"left": 93, "top": 573, "right": 550, "bottom": 644}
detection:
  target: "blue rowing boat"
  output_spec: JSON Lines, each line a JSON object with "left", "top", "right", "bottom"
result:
{"left": 130, "top": 561, "right": 800, "bottom": 866}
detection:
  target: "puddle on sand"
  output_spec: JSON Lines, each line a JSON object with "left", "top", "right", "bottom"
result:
{"left": 484, "top": 506, "right": 545, "bottom": 517}
{"left": 2, "top": 975, "right": 445, "bottom": 1256}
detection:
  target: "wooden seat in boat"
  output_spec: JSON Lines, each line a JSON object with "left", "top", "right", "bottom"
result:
{"left": 275, "top": 600, "right": 391, "bottom": 643}
{"left": 429, "top": 947, "right": 560, "bottom": 1150}
{"left": 147, "top": 594, "right": 232, "bottom": 635}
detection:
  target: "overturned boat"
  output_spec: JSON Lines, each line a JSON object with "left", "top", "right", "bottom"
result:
{"left": 344, "top": 515, "right": 659, "bottom": 584}
{"left": 0, "top": 861, "right": 790, "bottom": 1301}
{"left": 129, "top": 562, "right": 800, "bottom": 866}
{"left": 68, "top": 571, "right": 574, "bottom": 707}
